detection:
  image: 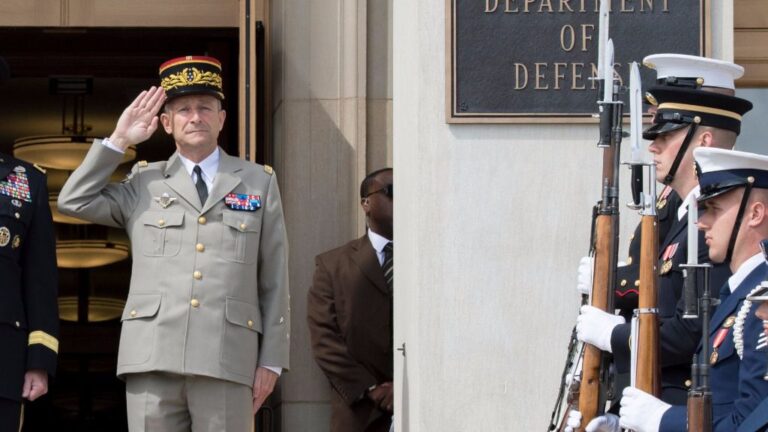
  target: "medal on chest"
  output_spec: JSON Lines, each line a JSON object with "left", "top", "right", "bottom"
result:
{"left": 0, "top": 167, "right": 31, "bottom": 202}
{"left": 710, "top": 315, "right": 736, "bottom": 365}
{"left": 660, "top": 242, "right": 679, "bottom": 275}
{"left": 657, "top": 185, "right": 673, "bottom": 210}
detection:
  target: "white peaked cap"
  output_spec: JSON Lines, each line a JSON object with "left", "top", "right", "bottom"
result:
{"left": 643, "top": 53, "right": 744, "bottom": 90}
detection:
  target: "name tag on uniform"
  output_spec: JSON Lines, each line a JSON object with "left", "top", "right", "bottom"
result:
{"left": 225, "top": 193, "right": 261, "bottom": 211}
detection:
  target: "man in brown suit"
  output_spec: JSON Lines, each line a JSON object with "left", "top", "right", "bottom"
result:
{"left": 308, "top": 168, "right": 393, "bottom": 432}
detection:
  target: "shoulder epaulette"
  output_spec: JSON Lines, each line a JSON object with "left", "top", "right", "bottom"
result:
{"left": 33, "top": 164, "right": 46, "bottom": 174}
{"left": 138, "top": 160, "right": 148, "bottom": 168}
{"left": 264, "top": 165, "right": 274, "bottom": 175}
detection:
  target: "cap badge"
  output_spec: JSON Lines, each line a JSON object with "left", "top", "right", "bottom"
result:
{"left": 645, "top": 92, "right": 658, "bottom": 106}
{"left": 161, "top": 67, "right": 222, "bottom": 93}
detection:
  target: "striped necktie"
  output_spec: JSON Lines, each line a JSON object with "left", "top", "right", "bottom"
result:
{"left": 193, "top": 165, "right": 208, "bottom": 205}
{"left": 383, "top": 242, "right": 393, "bottom": 292}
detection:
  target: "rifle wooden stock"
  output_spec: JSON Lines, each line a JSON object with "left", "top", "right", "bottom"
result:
{"left": 577, "top": 213, "right": 617, "bottom": 430}
{"left": 687, "top": 391, "right": 712, "bottom": 432}
{"left": 635, "top": 215, "right": 661, "bottom": 396}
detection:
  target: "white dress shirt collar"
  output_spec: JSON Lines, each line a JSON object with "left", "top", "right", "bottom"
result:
{"left": 178, "top": 147, "right": 220, "bottom": 190}
{"left": 367, "top": 229, "right": 391, "bottom": 266}
{"left": 728, "top": 253, "right": 765, "bottom": 293}
{"left": 677, "top": 185, "right": 701, "bottom": 222}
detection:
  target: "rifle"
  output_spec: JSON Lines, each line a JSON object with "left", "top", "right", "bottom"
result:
{"left": 681, "top": 197, "right": 713, "bottom": 432}
{"left": 576, "top": 33, "right": 623, "bottom": 431}
{"left": 548, "top": 3, "right": 620, "bottom": 429}
{"left": 626, "top": 62, "right": 661, "bottom": 397}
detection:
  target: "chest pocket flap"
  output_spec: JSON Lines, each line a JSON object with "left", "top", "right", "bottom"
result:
{"left": 143, "top": 211, "right": 184, "bottom": 228}
{"left": 141, "top": 212, "right": 184, "bottom": 257}
{"left": 222, "top": 211, "right": 260, "bottom": 233}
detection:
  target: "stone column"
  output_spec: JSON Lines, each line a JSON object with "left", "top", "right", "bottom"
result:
{"left": 270, "top": 0, "right": 392, "bottom": 429}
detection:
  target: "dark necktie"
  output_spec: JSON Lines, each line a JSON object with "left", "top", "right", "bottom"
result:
{"left": 383, "top": 242, "right": 393, "bottom": 293}
{"left": 193, "top": 165, "right": 208, "bottom": 205}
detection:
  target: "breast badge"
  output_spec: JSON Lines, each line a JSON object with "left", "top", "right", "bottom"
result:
{"left": 153, "top": 193, "right": 177, "bottom": 209}
{"left": 0, "top": 169, "right": 31, "bottom": 202}
{"left": 225, "top": 193, "right": 262, "bottom": 211}
{"left": 0, "top": 227, "right": 10, "bottom": 247}
{"left": 12, "top": 235, "right": 21, "bottom": 249}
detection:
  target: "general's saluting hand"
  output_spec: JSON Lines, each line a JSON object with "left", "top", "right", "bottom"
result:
{"left": 109, "top": 86, "right": 167, "bottom": 151}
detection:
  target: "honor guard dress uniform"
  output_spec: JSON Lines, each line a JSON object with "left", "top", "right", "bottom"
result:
{"left": 0, "top": 154, "right": 59, "bottom": 431}
{"left": 739, "top": 397, "right": 768, "bottom": 432}
{"left": 614, "top": 186, "right": 682, "bottom": 317}
{"left": 584, "top": 55, "right": 749, "bottom": 405}
{"left": 57, "top": 56, "right": 290, "bottom": 432}
{"left": 657, "top": 148, "right": 768, "bottom": 431}
{"left": 736, "top": 285, "right": 768, "bottom": 432}
{"left": 614, "top": 53, "right": 745, "bottom": 315}
{"left": 609, "top": 85, "right": 746, "bottom": 404}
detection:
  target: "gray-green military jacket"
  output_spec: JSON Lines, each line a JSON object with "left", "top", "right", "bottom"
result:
{"left": 58, "top": 141, "right": 290, "bottom": 387}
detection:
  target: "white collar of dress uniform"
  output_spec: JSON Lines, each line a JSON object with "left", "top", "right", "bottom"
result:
{"left": 677, "top": 185, "right": 701, "bottom": 222}
{"left": 728, "top": 252, "right": 765, "bottom": 294}
{"left": 178, "top": 147, "right": 220, "bottom": 187}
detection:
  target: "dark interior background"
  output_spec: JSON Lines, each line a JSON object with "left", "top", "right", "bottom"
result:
{"left": 1, "top": 27, "right": 239, "bottom": 431}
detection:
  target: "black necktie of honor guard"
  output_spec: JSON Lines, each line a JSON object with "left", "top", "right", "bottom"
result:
{"left": 193, "top": 165, "right": 208, "bottom": 205}
{"left": 383, "top": 242, "right": 393, "bottom": 293}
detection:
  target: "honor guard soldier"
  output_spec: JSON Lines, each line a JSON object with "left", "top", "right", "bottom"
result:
{"left": 58, "top": 56, "right": 290, "bottom": 432}
{"left": 0, "top": 57, "right": 60, "bottom": 431}
{"left": 578, "top": 54, "right": 744, "bottom": 317}
{"left": 617, "top": 148, "right": 768, "bottom": 431}
{"left": 576, "top": 55, "right": 749, "bottom": 406}
{"left": 738, "top": 283, "right": 768, "bottom": 432}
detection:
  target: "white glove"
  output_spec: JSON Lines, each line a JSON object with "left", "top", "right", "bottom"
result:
{"left": 563, "top": 411, "right": 620, "bottom": 432}
{"left": 619, "top": 387, "right": 671, "bottom": 432}
{"left": 564, "top": 354, "right": 583, "bottom": 388}
{"left": 577, "top": 256, "right": 594, "bottom": 296}
{"left": 563, "top": 410, "right": 582, "bottom": 432}
{"left": 576, "top": 305, "right": 625, "bottom": 352}
{"left": 585, "top": 414, "right": 620, "bottom": 432}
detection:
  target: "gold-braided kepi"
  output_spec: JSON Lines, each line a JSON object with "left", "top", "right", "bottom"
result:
{"left": 159, "top": 55, "right": 224, "bottom": 101}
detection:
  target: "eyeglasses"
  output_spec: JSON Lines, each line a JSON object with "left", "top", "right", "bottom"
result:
{"left": 364, "top": 184, "right": 393, "bottom": 199}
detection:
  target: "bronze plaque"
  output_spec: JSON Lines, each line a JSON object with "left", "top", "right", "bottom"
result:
{"left": 447, "top": 0, "right": 706, "bottom": 123}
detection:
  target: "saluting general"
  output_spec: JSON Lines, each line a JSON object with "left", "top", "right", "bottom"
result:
{"left": 58, "top": 56, "right": 290, "bottom": 432}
